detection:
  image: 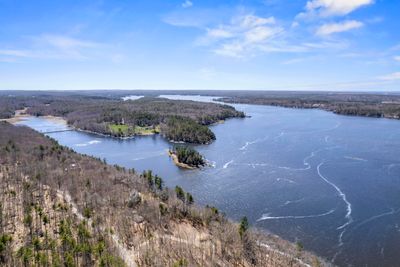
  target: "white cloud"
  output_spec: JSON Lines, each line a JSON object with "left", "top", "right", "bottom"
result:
{"left": 214, "top": 43, "right": 245, "bottom": 58}
{"left": 198, "top": 13, "right": 353, "bottom": 57}
{"left": 200, "top": 14, "right": 283, "bottom": 58}
{"left": 316, "top": 20, "right": 364, "bottom": 36}
{"left": 207, "top": 28, "right": 234, "bottom": 39}
{"left": 281, "top": 55, "right": 323, "bottom": 65}
{"left": 300, "top": 0, "right": 374, "bottom": 17}
{"left": 379, "top": 72, "right": 400, "bottom": 81}
{"left": 245, "top": 26, "right": 281, "bottom": 43}
{"left": 302, "top": 40, "right": 349, "bottom": 49}
{"left": 39, "top": 34, "right": 98, "bottom": 50}
{"left": 181, "top": 0, "right": 193, "bottom": 8}
{"left": 281, "top": 57, "right": 308, "bottom": 65}
{"left": 34, "top": 34, "right": 100, "bottom": 59}
{"left": 237, "top": 15, "right": 276, "bottom": 28}
{"left": 203, "top": 15, "right": 277, "bottom": 41}
{"left": 394, "top": 56, "right": 400, "bottom": 62}
{"left": 291, "top": 21, "right": 300, "bottom": 28}
{"left": 168, "top": 10, "right": 352, "bottom": 58}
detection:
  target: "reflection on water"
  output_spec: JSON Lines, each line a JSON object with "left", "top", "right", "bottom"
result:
{"left": 15, "top": 96, "right": 400, "bottom": 266}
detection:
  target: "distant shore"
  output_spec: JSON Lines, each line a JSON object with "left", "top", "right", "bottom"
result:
{"left": 218, "top": 96, "right": 400, "bottom": 121}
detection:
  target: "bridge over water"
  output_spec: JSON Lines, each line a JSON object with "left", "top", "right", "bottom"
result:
{"left": 41, "top": 129, "right": 74, "bottom": 134}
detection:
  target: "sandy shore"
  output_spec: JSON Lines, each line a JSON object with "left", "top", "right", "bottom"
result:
{"left": 0, "top": 108, "right": 30, "bottom": 123}
{"left": 1, "top": 108, "right": 69, "bottom": 127}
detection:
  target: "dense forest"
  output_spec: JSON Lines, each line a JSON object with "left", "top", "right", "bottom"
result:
{"left": 0, "top": 95, "right": 245, "bottom": 144}
{"left": 163, "top": 117, "right": 215, "bottom": 144}
{"left": 171, "top": 146, "right": 205, "bottom": 168}
{"left": 0, "top": 122, "right": 331, "bottom": 266}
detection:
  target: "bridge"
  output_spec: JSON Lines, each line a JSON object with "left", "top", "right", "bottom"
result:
{"left": 41, "top": 129, "right": 74, "bottom": 134}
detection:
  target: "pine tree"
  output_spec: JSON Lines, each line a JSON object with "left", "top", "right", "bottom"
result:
{"left": 239, "top": 216, "right": 249, "bottom": 239}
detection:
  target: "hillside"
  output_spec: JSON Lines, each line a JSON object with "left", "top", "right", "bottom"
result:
{"left": 0, "top": 122, "right": 331, "bottom": 266}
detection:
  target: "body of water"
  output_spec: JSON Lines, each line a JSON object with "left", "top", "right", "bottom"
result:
{"left": 16, "top": 96, "right": 400, "bottom": 266}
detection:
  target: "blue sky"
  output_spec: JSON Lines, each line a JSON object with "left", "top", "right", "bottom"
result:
{"left": 0, "top": 0, "right": 399, "bottom": 91}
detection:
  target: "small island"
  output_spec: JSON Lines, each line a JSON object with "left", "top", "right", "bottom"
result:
{"left": 168, "top": 146, "right": 205, "bottom": 169}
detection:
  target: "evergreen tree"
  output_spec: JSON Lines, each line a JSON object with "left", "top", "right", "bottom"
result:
{"left": 239, "top": 216, "right": 249, "bottom": 239}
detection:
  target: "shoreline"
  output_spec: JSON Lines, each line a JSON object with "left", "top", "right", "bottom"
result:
{"left": 219, "top": 99, "right": 400, "bottom": 121}
{"left": 0, "top": 108, "right": 30, "bottom": 123}
{"left": 6, "top": 109, "right": 159, "bottom": 140}
{"left": 2, "top": 108, "right": 70, "bottom": 126}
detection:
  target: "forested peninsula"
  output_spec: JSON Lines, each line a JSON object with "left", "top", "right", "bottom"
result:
{"left": 0, "top": 95, "right": 245, "bottom": 144}
{"left": 0, "top": 122, "right": 331, "bottom": 266}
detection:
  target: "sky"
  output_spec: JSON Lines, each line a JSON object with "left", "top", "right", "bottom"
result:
{"left": 0, "top": 0, "right": 399, "bottom": 91}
